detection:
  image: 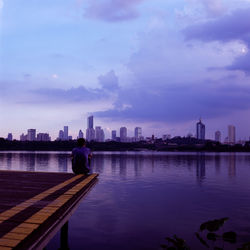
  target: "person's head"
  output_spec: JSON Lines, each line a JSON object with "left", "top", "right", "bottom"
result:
{"left": 77, "top": 138, "right": 86, "bottom": 147}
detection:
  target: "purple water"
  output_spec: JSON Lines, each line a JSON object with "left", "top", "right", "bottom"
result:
{"left": 0, "top": 151, "right": 250, "bottom": 249}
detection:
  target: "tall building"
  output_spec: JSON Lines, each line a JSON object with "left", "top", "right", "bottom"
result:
{"left": 78, "top": 130, "right": 84, "bottom": 139}
{"left": 7, "top": 133, "right": 13, "bottom": 141}
{"left": 87, "top": 115, "right": 94, "bottom": 129}
{"left": 134, "top": 127, "right": 142, "bottom": 141}
{"left": 58, "top": 130, "right": 64, "bottom": 140}
{"left": 120, "top": 127, "right": 127, "bottom": 142}
{"left": 95, "top": 126, "right": 105, "bottom": 142}
{"left": 37, "top": 133, "right": 51, "bottom": 141}
{"left": 86, "top": 116, "right": 95, "bottom": 141}
{"left": 228, "top": 125, "right": 236, "bottom": 145}
{"left": 63, "top": 126, "right": 68, "bottom": 140}
{"left": 111, "top": 130, "right": 117, "bottom": 141}
{"left": 86, "top": 128, "right": 95, "bottom": 141}
{"left": 215, "top": 131, "right": 221, "bottom": 142}
{"left": 20, "top": 133, "right": 27, "bottom": 141}
{"left": 196, "top": 119, "right": 205, "bottom": 140}
{"left": 27, "top": 129, "right": 36, "bottom": 141}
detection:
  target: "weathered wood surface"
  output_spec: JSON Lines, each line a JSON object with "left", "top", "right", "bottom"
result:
{"left": 0, "top": 171, "right": 98, "bottom": 249}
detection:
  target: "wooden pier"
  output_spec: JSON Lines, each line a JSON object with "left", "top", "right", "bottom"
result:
{"left": 0, "top": 170, "right": 98, "bottom": 249}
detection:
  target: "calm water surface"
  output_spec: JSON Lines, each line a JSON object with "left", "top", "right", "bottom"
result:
{"left": 0, "top": 151, "right": 250, "bottom": 249}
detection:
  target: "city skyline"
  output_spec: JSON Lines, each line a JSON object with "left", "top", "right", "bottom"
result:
{"left": 1, "top": 1, "right": 250, "bottom": 139}
{"left": 2, "top": 116, "right": 244, "bottom": 145}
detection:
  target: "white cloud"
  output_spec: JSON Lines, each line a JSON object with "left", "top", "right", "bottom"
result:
{"left": 202, "top": 0, "right": 226, "bottom": 17}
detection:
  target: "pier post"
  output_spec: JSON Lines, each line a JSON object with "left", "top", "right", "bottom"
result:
{"left": 60, "top": 221, "right": 69, "bottom": 250}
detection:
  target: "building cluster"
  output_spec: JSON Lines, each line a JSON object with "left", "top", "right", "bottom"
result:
{"left": 19, "top": 129, "right": 51, "bottom": 142}
{"left": 57, "top": 126, "right": 73, "bottom": 141}
{"left": 111, "top": 126, "right": 143, "bottom": 143}
{"left": 5, "top": 117, "right": 239, "bottom": 145}
{"left": 196, "top": 120, "right": 237, "bottom": 145}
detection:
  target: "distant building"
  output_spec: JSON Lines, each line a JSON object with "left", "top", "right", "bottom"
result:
{"left": 68, "top": 136, "right": 73, "bottom": 140}
{"left": 228, "top": 125, "right": 236, "bottom": 145}
{"left": 215, "top": 131, "right": 221, "bottom": 142}
{"left": 58, "top": 130, "right": 64, "bottom": 140}
{"left": 20, "top": 133, "right": 27, "bottom": 141}
{"left": 86, "top": 128, "right": 95, "bottom": 141}
{"left": 27, "top": 129, "right": 36, "bottom": 141}
{"left": 95, "top": 126, "right": 105, "bottom": 142}
{"left": 63, "top": 126, "right": 68, "bottom": 141}
{"left": 111, "top": 130, "right": 116, "bottom": 141}
{"left": 134, "top": 127, "right": 142, "bottom": 141}
{"left": 87, "top": 115, "right": 94, "bottom": 129}
{"left": 196, "top": 119, "right": 205, "bottom": 140}
{"left": 78, "top": 130, "right": 84, "bottom": 139}
{"left": 7, "top": 133, "right": 13, "bottom": 141}
{"left": 86, "top": 116, "right": 95, "bottom": 141}
{"left": 37, "top": 133, "right": 51, "bottom": 141}
{"left": 120, "top": 127, "right": 127, "bottom": 142}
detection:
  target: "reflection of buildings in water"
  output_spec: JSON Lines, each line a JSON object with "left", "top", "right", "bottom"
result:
{"left": 111, "top": 154, "right": 117, "bottom": 174}
{"left": 134, "top": 155, "right": 143, "bottom": 177}
{"left": 119, "top": 155, "right": 127, "bottom": 177}
{"left": 6, "top": 153, "right": 12, "bottom": 170}
{"left": 151, "top": 155, "right": 155, "bottom": 173}
{"left": 21, "top": 153, "right": 35, "bottom": 171}
{"left": 196, "top": 153, "right": 206, "bottom": 183}
{"left": 92, "top": 154, "right": 105, "bottom": 173}
{"left": 215, "top": 154, "right": 221, "bottom": 174}
{"left": 57, "top": 154, "right": 68, "bottom": 172}
{"left": 228, "top": 153, "right": 236, "bottom": 177}
{"left": 0, "top": 153, "right": 4, "bottom": 167}
{"left": 36, "top": 154, "right": 50, "bottom": 171}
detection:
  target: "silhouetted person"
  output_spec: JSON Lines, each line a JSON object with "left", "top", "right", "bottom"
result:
{"left": 71, "top": 138, "right": 92, "bottom": 175}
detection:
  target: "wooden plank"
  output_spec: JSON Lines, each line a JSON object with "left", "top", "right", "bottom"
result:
{"left": 0, "top": 171, "right": 98, "bottom": 249}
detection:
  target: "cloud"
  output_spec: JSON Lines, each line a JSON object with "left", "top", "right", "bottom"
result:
{"left": 93, "top": 18, "right": 250, "bottom": 123}
{"left": 184, "top": 8, "right": 250, "bottom": 74}
{"left": 98, "top": 70, "right": 119, "bottom": 90}
{"left": 201, "top": 0, "right": 226, "bottom": 17}
{"left": 84, "top": 0, "right": 145, "bottom": 22}
{"left": 32, "top": 86, "right": 106, "bottom": 103}
{"left": 184, "top": 8, "right": 250, "bottom": 44}
{"left": 0, "top": 71, "right": 120, "bottom": 105}
{"left": 27, "top": 71, "right": 120, "bottom": 104}
{"left": 95, "top": 79, "right": 250, "bottom": 123}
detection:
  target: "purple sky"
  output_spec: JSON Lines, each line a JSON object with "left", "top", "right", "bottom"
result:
{"left": 0, "top": 0, "right": 250, "bottom": 140}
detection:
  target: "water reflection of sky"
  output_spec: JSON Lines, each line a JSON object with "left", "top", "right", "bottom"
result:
{"left": 0, "top": 151, "right": 250, "bottom": 249}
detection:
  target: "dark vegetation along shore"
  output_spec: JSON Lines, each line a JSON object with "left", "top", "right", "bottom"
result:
{"left": 1, "top": 137, "right": 250, "bottom": 152}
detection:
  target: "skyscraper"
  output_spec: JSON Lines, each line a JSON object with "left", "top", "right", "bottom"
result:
{"left": 27, "top": 129, "right": 36, "bottom": 141}
{"left": 58, "top": 130, "right": 64, "bottom": 140}
{"left": 215, "top": 131, "right": 221, "bottom": 142}
{"left": 86, "top": 115, "right": 95, "bottom": 141}
{"left": 196, "top": 119, "right": 205, "bottom": 140}
{"left": 63, "top": 126, "right": 68, "bottom": 141}
{"left": 135, "top": 127, "right": 142, "bottom": 141}
{"left": 7, "top": 133, "right": 13, "bottom": 141}
{"left": 111, "top": 130, "right": 116, "bottom": 141}
{"left": 120, "top": 127, "right": 127, "bottom": 142}
{"left": 95, "top": 126, "right": 105, "bottom": 142}
{"left": 228, "top": 125, "right": 236, "bottom": 145}
{"left": 78, "top": 130, "right": 84, "bottom": 139}
{"left": 87, "top": 115, "right": 94, "bottom": 129}
{"left": 37, "top": 133, "right": 51, "bottom": 141}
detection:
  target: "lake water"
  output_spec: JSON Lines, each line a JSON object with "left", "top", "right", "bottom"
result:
{"left": 0, "top": 151, "right": 250, "bottom": 249}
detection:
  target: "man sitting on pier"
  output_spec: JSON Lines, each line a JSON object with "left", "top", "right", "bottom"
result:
{"left": 72, "top": 138, "right": 92, "bottom": 175}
